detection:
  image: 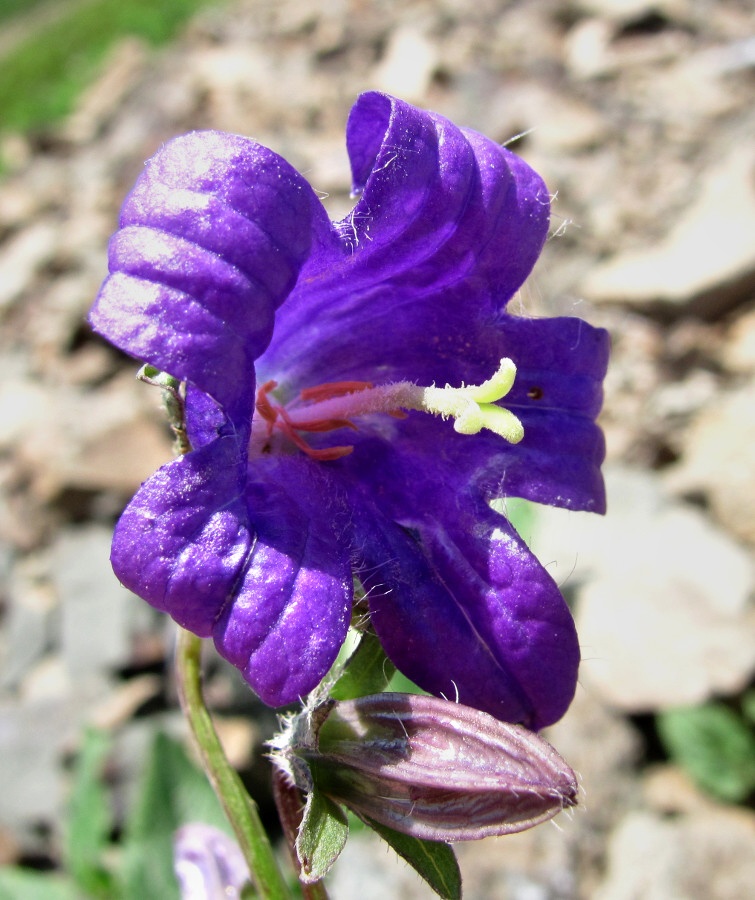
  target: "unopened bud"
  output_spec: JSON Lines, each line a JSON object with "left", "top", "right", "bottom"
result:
{"left": 288, "top": 693, "right": 578, "bottom": 843}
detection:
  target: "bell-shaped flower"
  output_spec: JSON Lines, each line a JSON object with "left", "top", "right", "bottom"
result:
{"left": 89, "top": 92, "right": 608, "bottom": 729}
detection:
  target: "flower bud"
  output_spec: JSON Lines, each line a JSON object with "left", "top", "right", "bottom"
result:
{"left": 300, "top": 693, "right": 578, "bottom": 842}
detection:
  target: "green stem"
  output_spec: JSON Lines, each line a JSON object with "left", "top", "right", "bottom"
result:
{"left": 175, "top": 628, "right": 292, "bottom": 900}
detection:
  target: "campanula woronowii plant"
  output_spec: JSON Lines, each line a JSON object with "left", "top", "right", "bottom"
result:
{"left": 90, "top": 91, "right": 608, "bottom": 732}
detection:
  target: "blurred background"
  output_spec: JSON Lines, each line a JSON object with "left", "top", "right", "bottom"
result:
{"left": 0, "top": 0, "right": 754, "bottom": 897}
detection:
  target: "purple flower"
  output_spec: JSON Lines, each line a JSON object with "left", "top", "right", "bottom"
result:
{"left": 89, "top": 92, "right": 608, "bottom": 729}
{"left": 173, "top": 823, "right": 249, "bottom": 899}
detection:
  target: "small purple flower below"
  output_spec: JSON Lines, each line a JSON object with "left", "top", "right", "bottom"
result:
{"left": 174, "top": 823, "right": 250, "bottom": 900}
{"left": 90, "top": 92, "right": 609, "bottom": 729}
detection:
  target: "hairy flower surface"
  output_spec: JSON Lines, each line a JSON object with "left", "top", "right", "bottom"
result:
{"left": 302, "top": 693, "right": 578, "bottom": 842}
{"left": 90, "top": 92, "right": 608, "bottom": 729}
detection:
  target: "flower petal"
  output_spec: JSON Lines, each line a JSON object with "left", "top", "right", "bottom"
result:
{"left": 212, "top": 457, "right": 353, "bottom": 706}
{"left": 110, "top": 435, "right": 252, "bottom": 636}
{"left": 260, "top": 92, "right": 550, "bottom": 392}
{"left": 354, "top": 496, "right": 578, "bottom": 730}
{"left": 331, "top": 312, "right": 608, "bottom": 516}
{"left": 89, "top": 131, "right": 323, "bottom": 424}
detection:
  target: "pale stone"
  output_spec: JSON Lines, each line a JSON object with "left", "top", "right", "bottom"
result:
{"left": 14, "top": 372, "right": 173, "bottom": 500}
{"left": 20, "top": 656, "right": 71, "bottom": 703}
{"left": 0, "top": 380, "right": 52, "bottom": 451}
{"left": 723, "top": 307, "right": 755, "bottom": 374}
{"left": 374, "top": 25, "right": 438, "bottom": 102}
{"left": 595, "top": 809, "right": 755, "bottom": 900}
{"left": 0, "top": 553, "right": 57, "bottom": 691}
{"left": 491, "top": 83, "right": 608, "bottom": 154}
{"left": 564, "top": 18, "right": 613, "bottom": 79}
{"left": 0, "top": 219, "right": 60, "bottom": 310}
{"left": 582, "top": 147, "right": 755, "bottom": 315}
{"left": 575, "top": 0, "right": 687, "bottom": 21}
{"left": 666, "top": 381, "right": 755, "bottom": 545}
{"left": 89, "top": 675, "right": 162, "bottom": 730}
{"left": 575, "top": 511, "right": 755, "bottom": 709}
{"left": 642, "top": 764, "right": 714, "bottom": 816}
{"left": 524, "top": 467, "right": 755, "bottom": 711}
{"left": 54, "top": 526, "right": 135, "bottom": 679}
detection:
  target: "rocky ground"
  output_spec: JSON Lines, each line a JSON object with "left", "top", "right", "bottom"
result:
{"left": 1, "top": 0, "right": 754, "bottom": 897}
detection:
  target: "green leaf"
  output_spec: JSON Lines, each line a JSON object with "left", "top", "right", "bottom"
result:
{"left": 329, "top": 629, "right": 396, "bottom": 701}
{"left": 0, "top": 868, "right": 78, "bottom": 900}
{"left": 63, "top": 727, "right": 117, "bottom": 898}
{"left": 364, "top": 818, "right": 461, "bottom": 900}
{"left": 295, "top": 788, "right": 349, "bottom": 883}
{"left": 657, "top": 703, "right": 755, "bottom": 803}
{"left": 386, "top": 668, "right": 426, "bottom": 695}
{"left": 120, "top": 731, "right": 230, "bottom": 900}
{"left": 741, "top": 690, "right": 755, "bottom": 726}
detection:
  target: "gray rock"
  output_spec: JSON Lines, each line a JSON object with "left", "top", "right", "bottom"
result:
{"left": 582, "top": 147, "right": 755, "bottom": 317}
{"left": 53, "top": 525, "right": 135, "bottom": 680}
{"left": 526, "top": 467, "right": 755, "bottom": 711}
{"left": 0, "top": 553, "right": 56, "bottom": 691}
{"left": 595, "top": 808, "right": 755, "bottom": 900}
{"left": 666, "top": 379, "right": 755, "bottom": 546}
{"left": 0, "top": 219, "right": 61, "bottom": 311}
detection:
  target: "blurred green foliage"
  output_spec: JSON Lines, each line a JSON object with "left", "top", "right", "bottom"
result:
{"left": 657, "top": 701, "right": 755, "bottom": 804}
{"left": 0, "top": 0, "right": 220, "bottom": 134}
{"left": 0, "top": 0, "right": 50, "bottom": 24}
{"left": 0, "top": 729, "right": 232, "bottom": 900}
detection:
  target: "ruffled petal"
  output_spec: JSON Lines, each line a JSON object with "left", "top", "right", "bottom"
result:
{"left": 354, "top": 495, "right": 578, "bottom": 730}
{"left": 260, "top": 92, "right": 550, "bottom": 392}
{"left": 110, "top": 435, "right": 251, "bottom": 636}
{"left": 89, "top": 131, "right": 324, "bottom": 425}
{"left": 212, "top": 457, "right": 353, "bottom": 706}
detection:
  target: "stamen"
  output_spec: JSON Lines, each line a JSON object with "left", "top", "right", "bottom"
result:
{"left": 255, "top": 380, "right": 280, "bottom": 426}
{"left": 300, "top": 380, "right": 374, "bottom": 403}
{"left": 250, "top": 359, "right": 524, "bottom": 461}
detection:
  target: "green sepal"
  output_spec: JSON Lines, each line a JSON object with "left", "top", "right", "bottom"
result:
{"left": 363, "top": 817, "right": 461, "bottom": 900}
{"left": 657, "top": 702, "right": 755, "bottom": 803}
{"left": 329, "top": 629, "right": 396, "bottom": 701}
{"left": 295, "top": 787, "right": 349, "bottom": 884}
{"left": 136, "top": 364, "right": 180, "bottom": 392}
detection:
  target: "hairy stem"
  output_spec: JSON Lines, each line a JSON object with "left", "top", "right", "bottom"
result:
{"left": 175, "top": 628, "right": 292, "bottom": 900}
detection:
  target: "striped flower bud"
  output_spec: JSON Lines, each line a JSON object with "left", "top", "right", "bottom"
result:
{"left": 298, "top": 693, "right": 578, "bottom": 842}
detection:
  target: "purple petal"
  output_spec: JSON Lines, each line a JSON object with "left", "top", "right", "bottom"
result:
{"left": 90, "top": 131, "right": 323, "bottom": 424}
{"left": 260, "top": 92, "right": 551, "bottom": 392}
{"left": 89, "top": 93, "right": 607, "bottom": 722}
{"left": 334, "top": 313, "right": 608, "bottom": 516}
{"left": 212, "top": 457, "right": 353, "bottom": 706}
{"left": 111, "top": 436, "right": 251, "bottom": 636}
{"left": 174, "top": 823, "right": 249, "bottom": 900}
{"left": 354, "top": 497, "right": 578, "bottom": 730}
